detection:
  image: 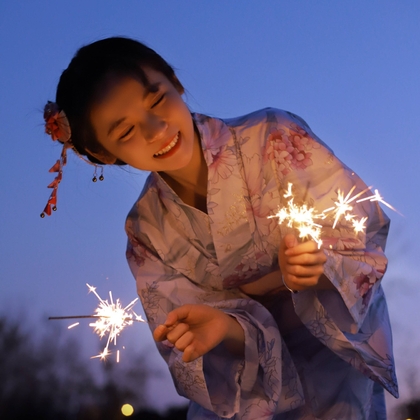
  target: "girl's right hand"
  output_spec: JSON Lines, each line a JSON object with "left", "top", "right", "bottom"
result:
{"left": 278, "top": 233, "right": 327, "bottom": 291}
{"left": 153, "top": 304, "right": 245, "bottom": 362}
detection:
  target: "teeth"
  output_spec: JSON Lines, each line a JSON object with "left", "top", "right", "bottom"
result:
{"left": 154, "top": 133, "right": 179, "bottom": 157}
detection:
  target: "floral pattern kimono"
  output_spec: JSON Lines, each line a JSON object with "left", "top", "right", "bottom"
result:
{"left": 125, "top": 108, "right": 398, "bottom": 419}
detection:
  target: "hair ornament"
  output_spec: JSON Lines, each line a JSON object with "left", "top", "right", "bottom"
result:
{"left": 44, "top": 101, "right": 71, "bottom": 143}
{"left": 41, "top": 102, "right": 104, "bottom": 218}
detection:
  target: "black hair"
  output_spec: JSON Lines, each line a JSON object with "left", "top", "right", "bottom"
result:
{"left": 55, "top": 37, "right": 183, "bottom": 165}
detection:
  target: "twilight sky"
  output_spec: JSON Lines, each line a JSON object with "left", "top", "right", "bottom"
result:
{"left": 0, "top": 0, "right": 419, "bottom": 412}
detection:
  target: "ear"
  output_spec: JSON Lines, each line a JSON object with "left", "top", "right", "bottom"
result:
{"left": 86, "top": 148, "right": 117, "bottom": 165}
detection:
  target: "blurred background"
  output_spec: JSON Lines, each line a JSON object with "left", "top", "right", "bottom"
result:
{"left": 0, "top": 1, "right": 419, "bottom": 418}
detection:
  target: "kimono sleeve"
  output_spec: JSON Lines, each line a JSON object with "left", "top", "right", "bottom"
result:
{"left": 261, "top": 110, "right": 397, "bottom": 397}
{"left": 267, "top": 110, "right": 390, "bottom": 331}
{"left": 124, "top": 222, "right": 299, "bottom": 417}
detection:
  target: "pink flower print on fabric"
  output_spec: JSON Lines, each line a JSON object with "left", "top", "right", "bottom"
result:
{"left": 222, "top": 249, "right": 272, "bottom": 289}
{"left": 353, "top": 265, "right": 383, "bottom": 298}
{"left": 202, "top": 129, "right": 237, "bottom": 184}
{"left": 264, "top": 126, "right": 320, "bottom": 176}
{"left": 204, "top": 145, "right": 236, "bottom": 184}
{"left": 264, "top": 128, "right": 293, "bottom": 175}
{"left": 126, "top": 229, "right": 159, "bottom": 268}
{"left": 223, "top": 271, "right": 252, "bottom": 290}
{"left": 353, "top": 265, "right": 384, "bottom": 311}
{"left": 321, "top": 235, "right": 364, "bottom": 251}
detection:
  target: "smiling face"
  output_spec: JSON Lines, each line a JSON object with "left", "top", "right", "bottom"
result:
{"left": 90, "top": 68, "right": 197, "bottom": 173}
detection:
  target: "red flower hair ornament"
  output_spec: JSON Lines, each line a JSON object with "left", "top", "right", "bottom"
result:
{"left": 41, "top": 102, "right": 103, "bottom": 217}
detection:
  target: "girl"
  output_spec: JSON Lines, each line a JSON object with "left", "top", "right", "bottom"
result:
{"left": 42, "top": 37, "right": 397, "bottom": 419}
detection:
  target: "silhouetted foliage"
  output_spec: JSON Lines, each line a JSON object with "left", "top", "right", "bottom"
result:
{"left": 0, "top": 315, "right": 187, "bottom": 420}
{"left": 0, "top": 316, "right": 100, "bottom": 419}
{"left": 132, "top": 406, "right": 188, "bottom": 419}
{"left": 393, "top": 398, "right": 420, "bottom": 420}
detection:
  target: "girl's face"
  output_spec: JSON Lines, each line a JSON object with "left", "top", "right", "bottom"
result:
{"left": 90, "top": 68, "right": 197, "bottom": 173}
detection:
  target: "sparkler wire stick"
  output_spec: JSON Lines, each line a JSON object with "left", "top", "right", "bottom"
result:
{"left": 49, "top": 315, "right": 140, "bottom": 321}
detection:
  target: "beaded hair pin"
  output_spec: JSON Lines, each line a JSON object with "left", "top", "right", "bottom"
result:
{"left": 41, "top": 101, "right": 104, "bottom": 217}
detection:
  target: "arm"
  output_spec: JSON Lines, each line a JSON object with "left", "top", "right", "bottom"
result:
{"left": 259, "top": 111, "right": 397, "bottom": 396}
{"left": 262, "top": 110, "right": 390, "bottom": 328}
{"left": 124, "top": 222, "right": 292, "bottom": 416}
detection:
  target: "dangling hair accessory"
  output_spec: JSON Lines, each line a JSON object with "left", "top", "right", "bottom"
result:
{"left": 41, "top": 101, "right": 104, "bottom": 217}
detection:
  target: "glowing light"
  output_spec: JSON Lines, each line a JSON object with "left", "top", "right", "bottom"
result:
{"left": 356, "top": 188, "right": 401, "bottom": 214}
{"left": 270, "top": 182, "right": 397, "bottom": 248}
{"left": 271, "top": 196, "right": 323, "bottom": 247}
{"left": 49, "top": 284, "right": 147, "bottom": 361}
{"left": 86, "top": 283, "right": 146, "bottom": 360}
{"left": 352, "top": 216, "right": 368, "bottom": 234}
{"left": 121, "top": 404, "right": 134, "bottom": 416}
{"left": 67, "top": 322, "right": 79, "bottom": 329}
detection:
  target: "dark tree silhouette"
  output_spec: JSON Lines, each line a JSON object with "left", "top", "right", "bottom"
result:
{"left": 0, "top": 315, "right": 187, "bottom": 420}
{"left": 393, "top": 398, "right": 420, "bottom": 420}
{"left": 0, "top": 316, "right": 99, "bottom": 419}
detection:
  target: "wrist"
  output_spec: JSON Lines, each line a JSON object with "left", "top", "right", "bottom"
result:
{"left": 223, "top": 315, "right": 245, "bottom": 357}
{"left": 282, "top": 274, "right": 298, "bottom": 294}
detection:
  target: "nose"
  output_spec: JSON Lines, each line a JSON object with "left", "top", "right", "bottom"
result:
{"left": 142, "top": 113, "right": 168, "bottom": 143}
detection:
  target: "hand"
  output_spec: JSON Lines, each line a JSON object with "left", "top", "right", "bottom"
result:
{"left": 153, "top": 304, "right": 245, "bottom": 362}
{"left": 278, "top": 233, "right": 327, "bottom": 291}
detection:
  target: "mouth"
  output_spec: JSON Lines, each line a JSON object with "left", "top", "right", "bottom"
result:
{"left": 153, "top": 133, "right": 180, "bottom": 158}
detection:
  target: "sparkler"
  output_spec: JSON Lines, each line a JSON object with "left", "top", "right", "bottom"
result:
{"left": 270, "top": 182, "right": 397, "bottom": 248}
{"left": 49, "top": 283, "right": 147, "bottom": 361}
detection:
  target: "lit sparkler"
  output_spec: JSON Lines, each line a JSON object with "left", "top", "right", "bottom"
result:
{"left": 270, "top": 182, "right": 397, "bottom": 248}
{"left": 271, "top": 196, "right": 323, "bottom": 247}
{"left": 49, "top": 283, "right": 147, "bottom": 360}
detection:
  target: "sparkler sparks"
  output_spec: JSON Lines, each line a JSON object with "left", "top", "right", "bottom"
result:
{"left": 270, "top": 196, "right": 323, "bottom": 247}
{"left": 270, "top": 182, "right": 397, "bottom": 248}
{"left": 49, "top": 283, "right": 147, "bottom": 361}
{"left": 86, "top": 283, "right": 146, "bottom": 360}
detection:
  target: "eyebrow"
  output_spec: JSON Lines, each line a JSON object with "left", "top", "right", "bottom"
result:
{"left": 143, "top": 82, "right": 161, "bottom": 97}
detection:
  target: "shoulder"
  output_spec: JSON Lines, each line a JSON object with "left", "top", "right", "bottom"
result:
{"left": 222, "top": 107, "right": 309, "bottom": 130}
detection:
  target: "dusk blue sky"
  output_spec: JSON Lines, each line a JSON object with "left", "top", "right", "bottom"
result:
{"left": 1, "top": 0, "right": 419, "bottom": 413}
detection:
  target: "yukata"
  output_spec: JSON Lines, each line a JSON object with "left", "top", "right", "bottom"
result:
{"left": 125, "top": 108, "right": 398, "bottom": 420}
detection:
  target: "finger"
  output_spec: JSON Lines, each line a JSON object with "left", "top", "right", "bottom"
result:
{"left": 285, "top": 240, "right": 320, "bottom": 256}
{"left": 182, "top": 344, "right": 200, "bottom": 363}
{"left": 164, "top": 304, "right": 193, "bottom": 327}
{"left": 287, "top": 251, "right": 327, "bottom": 266}
{"left": 285, "top": 274, "right": 321, "bottom": 290}
{"left": 166, "top": 323, "right": 190, "bottom": 344}
{"left": 286, "top": 263, "right": 325, "bottom": 278}
{"left": 174, "top": 330, "right": 194, "bottom": 352}
{"left": 153, "top": 324, "right": 170, "bottom": 342}
{"left": 284, "top": 233, "right": 299, "bottom": 250}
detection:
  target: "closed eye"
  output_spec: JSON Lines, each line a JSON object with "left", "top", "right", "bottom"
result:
{"left": 151, "top": 94, "right": 165, "bottom": 108}
{"left": 119, "top": 126, "right": 134, "bottom": 140}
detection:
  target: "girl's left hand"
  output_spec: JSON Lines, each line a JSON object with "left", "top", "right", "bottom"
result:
{"left": 153, "top": 304, "right": 244, "bottom": 363}
{"left": 279, "top": 233, "right": 327, "bottom": 291}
